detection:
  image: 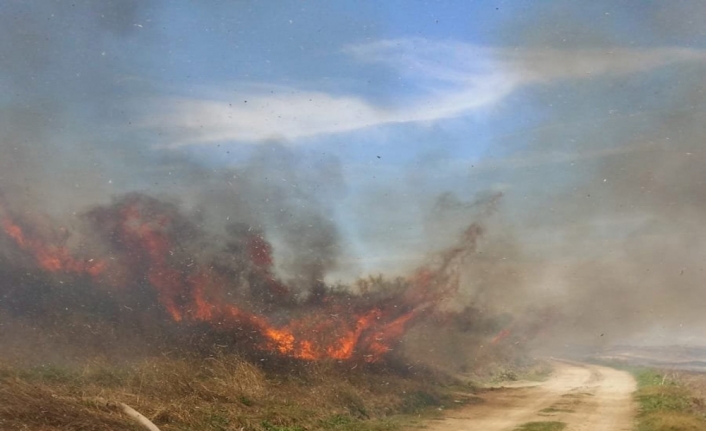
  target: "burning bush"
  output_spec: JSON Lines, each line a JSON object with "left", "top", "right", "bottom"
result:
{"left": 0, "top": 192, "right": 484, "bottom": 364}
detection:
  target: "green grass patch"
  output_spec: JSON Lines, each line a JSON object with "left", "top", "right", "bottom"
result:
{"left": 539, "top": 407, "right": 574, "bottom": 414}
{"left": 514, "top": 421, "right": 566, "bottom": 431}
{"left": 317, "top": 414, "right": 402, "bottom": 431}
{"left": 262, "top": 422, "right": 306, "bottom": 431}
{"left": 400, "top": 390, "right": 443, "bottom": 413}
{"left": 18, "top": 365, "right": 80, "bottom": 384}
{"left": 632, "top": 368, "right": 706, "bottom": 431}
{"left": 523, "top": 362, "right": 554, "bottom": 382}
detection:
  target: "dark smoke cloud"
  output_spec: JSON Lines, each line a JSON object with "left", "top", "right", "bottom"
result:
{"left": 181, "top": 143, "right": 346, "bottom": 292}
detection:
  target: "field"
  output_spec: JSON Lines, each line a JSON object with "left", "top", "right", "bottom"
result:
{"left": 633, "top": 368, "right": 706, "bottom": 431}
{"left": 0, "top": 353, "right": 477, "bottom": 431}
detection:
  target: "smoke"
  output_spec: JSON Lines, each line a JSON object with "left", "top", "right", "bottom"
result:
{"left": 364, "top": 3, "right": 706, "bottom": 356}
{"left": 215, "top": 145, "right": 344, "bottom": 292}
{"left": 0, "top": 185, "right": 487, "bottom": 364}
{"left": 0, "top": 1, "right": 347, "bottom": 291}
{"left": 0, "top": 2, "right": 358, "bottom": 363}
{"left": 161, "top": 143, "right": 346, "bottom": 293}
{"left": 470, "top": 2, "right": 706, "bottom": 349}
{"left": 0, "top": 0, "right": 159, "bottom": 213}
{"left": 537, "top": 104, "right": 706, "bottom": 345}
{"left": 3, "top": 0, "right": 706, "bottom": 370}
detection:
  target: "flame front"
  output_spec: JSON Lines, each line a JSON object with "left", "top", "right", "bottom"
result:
{"left": 0, "top": 194, "right": 475, "bottom": 362}
{"left": 1, "top": 212, "right": 106, "bottom": 277}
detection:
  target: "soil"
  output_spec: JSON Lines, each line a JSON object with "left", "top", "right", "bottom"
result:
{"left": 422, "top": 360, "right": 636, "bottom": 431}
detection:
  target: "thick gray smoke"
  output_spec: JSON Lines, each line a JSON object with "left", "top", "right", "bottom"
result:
{"left": 3, "top": 0, "right": 706, "bottom": 357}
{"left": 535, "top": 93, "right": 706, "bottom": 345}
{"left": 0, "top": 1, "right": 343, "bottom": 288}
{"left": 182, "top": 144, "right": 345, "bottom": 293}
{"left": 0, "top": 0, "right": 157, "bottom": 213}
{"left": 472, "top": 2, "right": 706, "bottom": 348}
{"left": 387, "top": 3, "right": 706, "bottom": 355}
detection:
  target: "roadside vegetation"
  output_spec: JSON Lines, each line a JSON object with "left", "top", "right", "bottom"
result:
{"left": 0, "top": 354, "right": 477, "bottom": 431}
{"left": 483, "top": 360, "right": 553, "bottom": 384}
{"left": 514, "top": 421, "right": 566, "bottom": 431}
{"left": 0, "top": 283, "right": 543, "bottom": 430}
{"left": 633, "top": 368, "right": 706, "bottom": 431}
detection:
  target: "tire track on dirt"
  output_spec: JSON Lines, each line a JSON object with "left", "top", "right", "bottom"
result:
{"left": 421, "top": 361, "right": 636, "bottom": 431}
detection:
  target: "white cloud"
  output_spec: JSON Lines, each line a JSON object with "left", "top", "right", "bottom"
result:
{"left": 348, "top": 38, "right": 706, "bottom": 82}
{"left": 145, "top": 38, "right": 706, "bottom": 147}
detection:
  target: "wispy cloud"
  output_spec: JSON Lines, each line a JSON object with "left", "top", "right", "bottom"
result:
{"left": 472, "top": 141, "right": 660, "bottom": 172}
{"left": 145, "top": 38, "right": 706, "bottom": 147}
{"left": 350, "top": 38, "right": 706, "bottom": 82}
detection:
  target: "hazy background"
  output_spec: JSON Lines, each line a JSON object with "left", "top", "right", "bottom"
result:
{"left": 2, "top": 0, "right": 706, "bottom": 352}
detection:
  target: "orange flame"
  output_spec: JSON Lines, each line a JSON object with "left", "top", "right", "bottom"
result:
{"left": 491, "top": 329, "right": 511, "bottom": 344}
{"left": 0, "top": 196, "right": 475, "bottom": 362}
{"left": 108, "top": 202, "right": 408, "bottom": 361}
{"left": 1, "top": 216, "right": 105, "bottom": 277}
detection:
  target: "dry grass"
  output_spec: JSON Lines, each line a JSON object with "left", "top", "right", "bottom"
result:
{"left": 639, "top": 411, "right": 705, "bottom": 431}
{"left": 634, "top": 369, "right": 706, "bottom": 431}
{"left": 514, "top": 421, "right": 566, "bottom": 431}
{"left": 0, "top": 355, "right": 467, "bottom": 431}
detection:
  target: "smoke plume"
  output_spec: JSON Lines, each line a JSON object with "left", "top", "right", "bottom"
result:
{"left": 479, "top": 2, "right": 706, "bottom": 349}
{"left": 3, "top": 1, "right": 706, "bottom": 369}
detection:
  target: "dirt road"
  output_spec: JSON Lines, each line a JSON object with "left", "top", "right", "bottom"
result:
{"left": 424, "top": 361, "right": 636, "bottom": 431}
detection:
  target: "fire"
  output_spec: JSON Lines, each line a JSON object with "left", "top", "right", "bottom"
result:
{"left": 326, "top": 310, "right": 380, "bottom": 359}
{"left": 0, "top": 194, "right": 477, "bottom": 362}
{"left": 1, "top": 214, "right": 105, "bottom": 277}
{"left": 117, "top": 203, "right": 187, "bottom": 321}
{"left": 491, "top": 329, "right": 511, "bottom": 344}
{"left": 2, "top": 219, "right": 25, "bottom": 247}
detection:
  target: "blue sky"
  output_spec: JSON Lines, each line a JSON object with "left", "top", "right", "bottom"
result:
{"left": 92, "top": 1, "right": 705, "bottom": 274}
